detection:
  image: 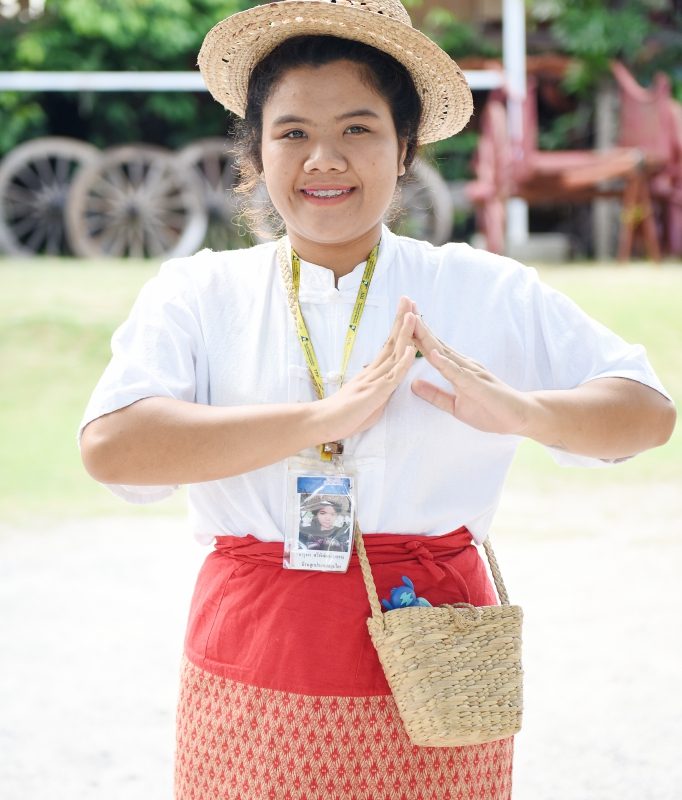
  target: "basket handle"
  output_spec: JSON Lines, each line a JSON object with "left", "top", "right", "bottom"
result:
{"left": 353, "top": 523, "right": 384, "bottom": 620}
{"left": 353, "top": 525, "right": 511, "bottom": 624}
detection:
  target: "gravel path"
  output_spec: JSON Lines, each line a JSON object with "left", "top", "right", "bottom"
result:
{"left": 2, "top": 482, "right": 681, "bottom": 800}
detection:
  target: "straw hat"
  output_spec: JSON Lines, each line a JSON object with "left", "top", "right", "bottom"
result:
{"left": 304, "top": 498, "right": 340, "bottom": 514}
{"left": 198, "top": 0, "right": 473, "bottom": 144}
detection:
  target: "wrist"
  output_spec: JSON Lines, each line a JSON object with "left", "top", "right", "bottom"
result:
{"left": 303, "top": 398, "right": 339, "bottom": 449}
{"left": 520, "top": 391, "right": 566, "bottom": 449}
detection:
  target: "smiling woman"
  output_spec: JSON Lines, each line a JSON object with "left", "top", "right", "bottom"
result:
{"left": 77, "top": 1, "right": 675, "bottom": 799}
{"left": 234, "top": 34, "right": 421, "bottom": 264}
{"left": 261, "top": 58, "right": 406, "bottom": 270}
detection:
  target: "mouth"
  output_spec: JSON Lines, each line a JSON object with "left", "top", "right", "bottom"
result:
{"left": 300, "top": 186, "right": 354, "bottom": 203}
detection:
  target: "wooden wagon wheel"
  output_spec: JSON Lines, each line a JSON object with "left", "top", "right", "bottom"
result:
{"left": 394, "top": 157, "right": 454, "bottom": 245}
{"left": 178, "top": 138, "right": 253, "bottom": 251}
{"left": 66, "top": 145, "right": 208, "bottom": 259}
{"left": 0, "top": 137, "right": 100, "bottom": 256}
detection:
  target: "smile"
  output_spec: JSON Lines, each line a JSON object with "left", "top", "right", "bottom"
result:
{"left": 301, "top": 188, "right": 353, "bottom": 198}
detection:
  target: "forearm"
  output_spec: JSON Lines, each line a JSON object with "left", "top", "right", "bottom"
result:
{"left": 522, "top": 378, "right": 676, "bottom": 459}
{"left": 80, "top": 396, "right": 331, "bottom": 485}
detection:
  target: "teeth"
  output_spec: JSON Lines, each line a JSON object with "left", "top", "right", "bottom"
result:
{"left": 304, "top": 189, "right": 350, "bottom": 197}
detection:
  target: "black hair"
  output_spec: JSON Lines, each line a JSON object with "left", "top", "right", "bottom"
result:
{"left": 231, "top": 35, "right": 422, "bottom": 236}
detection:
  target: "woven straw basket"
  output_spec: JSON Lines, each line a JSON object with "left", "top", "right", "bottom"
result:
{"left": 354, "top": 527, "right": 523, "bottom": 747}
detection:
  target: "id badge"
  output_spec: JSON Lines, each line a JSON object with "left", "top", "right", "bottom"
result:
{"left": 285, "top": 458, "right": 355, "bottom": 573}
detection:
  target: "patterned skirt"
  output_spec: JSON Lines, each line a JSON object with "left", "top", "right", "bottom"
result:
{"left": 175, "top": 530, "right": 514, "bottom": 800}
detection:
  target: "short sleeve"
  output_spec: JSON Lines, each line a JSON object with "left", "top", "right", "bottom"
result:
{"left": 79, "top": 259, "right": 208, "bottom": 502}
{"left": 521, "top": 269, "right": 671, "bottom": 467}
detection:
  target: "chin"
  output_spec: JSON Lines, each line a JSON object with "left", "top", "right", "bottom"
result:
{"left": 290, "top": 220, "right": 381, "bottom": 249}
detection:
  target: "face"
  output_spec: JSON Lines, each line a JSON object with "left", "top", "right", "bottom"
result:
{"left": 260, "top": 60, "right": 407, "bottom": 269}
{"left": 315, "top": 506, "right": 336, "bottom": 531}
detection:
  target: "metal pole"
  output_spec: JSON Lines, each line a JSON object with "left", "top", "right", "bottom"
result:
{"left": 0, "top": 70, "right": 505, "bottom": 92}
{"left": 503, "top": 0, "right": 529, "bottom": 249}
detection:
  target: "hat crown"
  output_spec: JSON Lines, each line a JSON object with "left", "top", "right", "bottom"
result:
{"left": 294, "top": 0, "right": 412, "bottom": 27}
{"left": 199, "top": 0, "right": 473, "bottom": 143}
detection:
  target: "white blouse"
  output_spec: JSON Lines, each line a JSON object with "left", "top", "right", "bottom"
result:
{"left": 80, "top": 227, "right": 669, "bottom": 545}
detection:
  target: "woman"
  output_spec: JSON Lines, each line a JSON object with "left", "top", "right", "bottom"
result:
{"left": 79, "top": 1, "right": 675, "bottom": 798}
{"left": 299, "top": 498, "right": 350, "bottom": 551}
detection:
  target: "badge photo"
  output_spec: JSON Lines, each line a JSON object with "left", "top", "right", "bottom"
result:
{"left": 284, "top": 473, "right": 355, "bottom": 572}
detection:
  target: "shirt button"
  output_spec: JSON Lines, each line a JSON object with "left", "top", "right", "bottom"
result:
{"left": 325, "top": 289, "right": 340, "bottom": 302}
{"left": 328, "top": 371, "right": 342, "bottom": 384}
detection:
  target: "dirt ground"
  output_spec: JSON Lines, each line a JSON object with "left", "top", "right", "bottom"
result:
{"left": 2, "top": 482, "right": 681, "bottom": 800}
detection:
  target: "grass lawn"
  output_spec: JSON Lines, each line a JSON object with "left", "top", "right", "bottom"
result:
{"left": 1, "top": 256, "right": 680, "bottom": 524}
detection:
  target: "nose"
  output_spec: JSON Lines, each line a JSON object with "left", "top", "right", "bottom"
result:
{"left": 304, "top": 140, "right": 347, "bottom": 173}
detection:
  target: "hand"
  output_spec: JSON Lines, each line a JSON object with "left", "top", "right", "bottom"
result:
{"left": 411, "top": 315, "right": 531, "bottom": 435}
{"left": 319, "top": 296, "right": 417, "bottom": 440}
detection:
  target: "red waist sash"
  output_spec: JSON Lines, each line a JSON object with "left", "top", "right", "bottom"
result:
{"left": 184, "top": 528, "right": 498, "bottom": 696}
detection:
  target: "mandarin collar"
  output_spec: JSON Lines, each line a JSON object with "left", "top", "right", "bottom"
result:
{"left": 283, "top": 225, "right": 395, "bottom": 293}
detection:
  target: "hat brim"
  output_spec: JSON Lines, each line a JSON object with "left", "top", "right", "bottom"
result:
{"left": 198, "top": 1, "right": 473, "bottom": 144}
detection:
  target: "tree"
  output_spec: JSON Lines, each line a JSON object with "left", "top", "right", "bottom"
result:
{"left": 530, "top": 0, "right": 682, "bottom": 98}
{"left": 0, "top": 0, "right": 251, "bottom": 155}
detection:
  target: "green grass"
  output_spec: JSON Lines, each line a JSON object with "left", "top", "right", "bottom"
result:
{"left": 0, "top": 258, "right": 185, "bottom": 523}
{"left": 510, "top": 262, "right": 682, "bottom": 490}
{"left": 1, "top": 257, "right": 680, "bottom": 524}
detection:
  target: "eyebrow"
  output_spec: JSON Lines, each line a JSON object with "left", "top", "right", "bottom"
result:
{"left": 271, "top": 109, "right": 381, "bottom": 126}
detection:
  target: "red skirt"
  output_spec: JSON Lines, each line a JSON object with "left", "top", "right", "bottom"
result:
{"left": 175, "top": 529, "right": 514, "bottom": 799}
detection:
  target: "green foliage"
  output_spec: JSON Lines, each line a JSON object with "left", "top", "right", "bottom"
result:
{"left": 529, "top": 0, "right": 682, "bottom": 98}
{"left": 0, "top": 91, "right": 46, "bottom": 154}
{"left": 417, "top": 8, "right": 500, "bottom": 182}
{"left": 552, "top": 1, "right": 652, "bottom": 94}
{"left": 537, "top": 105, "right": 593, "bottom": 150}
{"left": 0, "top": 0, "right": 251, "bottom": 155}
{"left": 424, "top": 131, "right": 479, "bottom": 182}
{"left": 420, "top": 8, "right": 499, "bottom": 61}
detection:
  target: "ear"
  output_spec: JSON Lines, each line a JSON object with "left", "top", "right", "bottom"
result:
{"left": 397, "top": 140, "right": 408, "bottom": 177}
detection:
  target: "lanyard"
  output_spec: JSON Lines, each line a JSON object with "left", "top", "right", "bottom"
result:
{"left": 277, "top": 238, "right": 380, "bottom": 459}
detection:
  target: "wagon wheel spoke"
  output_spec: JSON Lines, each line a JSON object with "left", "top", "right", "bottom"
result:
{"left": 33, "top": 156, "right": 56, "bottom": 187}
{"left": 156, "top": 210, "right": 190, "bottom": 231}
{"left": 25, "top": 220, "right": 48, "bottom": 252}
{"left": 127, "top": 157, "right": 147, "bottom": 189}
{"left": 0, "top": 138, "right": 100, "bottom": 256}
{"left": 392, "top": 157, "right": 454, "bottom": 246}
{"left": 177, "top": 138, "right": 250, "bottom": 251}
{"left": 5, "top": 183, "right": 39, "bottom": 207}
{"left": 14, "top": 164, "right": 43, "bottom": 190}
{"left": 55, "top": 153, "right": 72, "bottom": 186}
{"left": 89, "top": 174, "right": 130, "bottom": 204}
{"left": 45, "top": 220, "right": 64, "bottom": 255}
{"left": 66, "top": 145, "right": 207, "bottom": 259}
{"left": 110, "top": 224, "right": 133, "bottom": 259}
{"left": 145, "top": 224, "right": 175, "bottom": 258}
{"left": 12, "top": 212, "right": 44, "bottom": 239}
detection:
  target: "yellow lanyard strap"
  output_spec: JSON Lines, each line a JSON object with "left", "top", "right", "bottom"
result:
{"left": 277, "top": 239, "right": 380, "bottom": 459}
{"left": 277, "top": 238, "right": 380, "bottom": 401}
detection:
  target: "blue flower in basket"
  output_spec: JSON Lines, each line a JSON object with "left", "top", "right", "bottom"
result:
{"left": 381, "top": 576, "right": 432, "bottom": 611}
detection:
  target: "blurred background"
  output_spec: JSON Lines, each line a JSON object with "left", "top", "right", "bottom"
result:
{"left": 1, "top": 2, "right": 681, "bottom": 799}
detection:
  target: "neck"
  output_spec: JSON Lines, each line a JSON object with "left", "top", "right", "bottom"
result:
{"left": 287, "top": 225, "right": 382, "bottom": 281}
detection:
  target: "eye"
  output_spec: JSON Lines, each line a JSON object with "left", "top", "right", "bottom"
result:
{"left": 345, "top": 125, "right": 369, "bottom": 135}
{"left": 284, "top": 129, "right": 306, "bottom": 140}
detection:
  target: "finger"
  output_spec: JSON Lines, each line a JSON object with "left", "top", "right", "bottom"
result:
{"left": 413, "top": 321, "right": 479, "bottom": 371}
{"left": 420, "top": 346, "right": 462, "bottom": 376}
{"left": 377, "top": 296, "right": 413, "bottom": 359}
{"left": 411, "top": 378, "right": 457, "bottom": 415}
{"left": 370, "top": 310, "right": 416, "bottom": 376}
{"left": 395, "top": 310, "right": 418, "bottom": 354}
{"left": 389, "top": 343, "right": 417, "bottom": 384}
{"left": 413, "top": 315, "right": 446, "bottom": 357}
